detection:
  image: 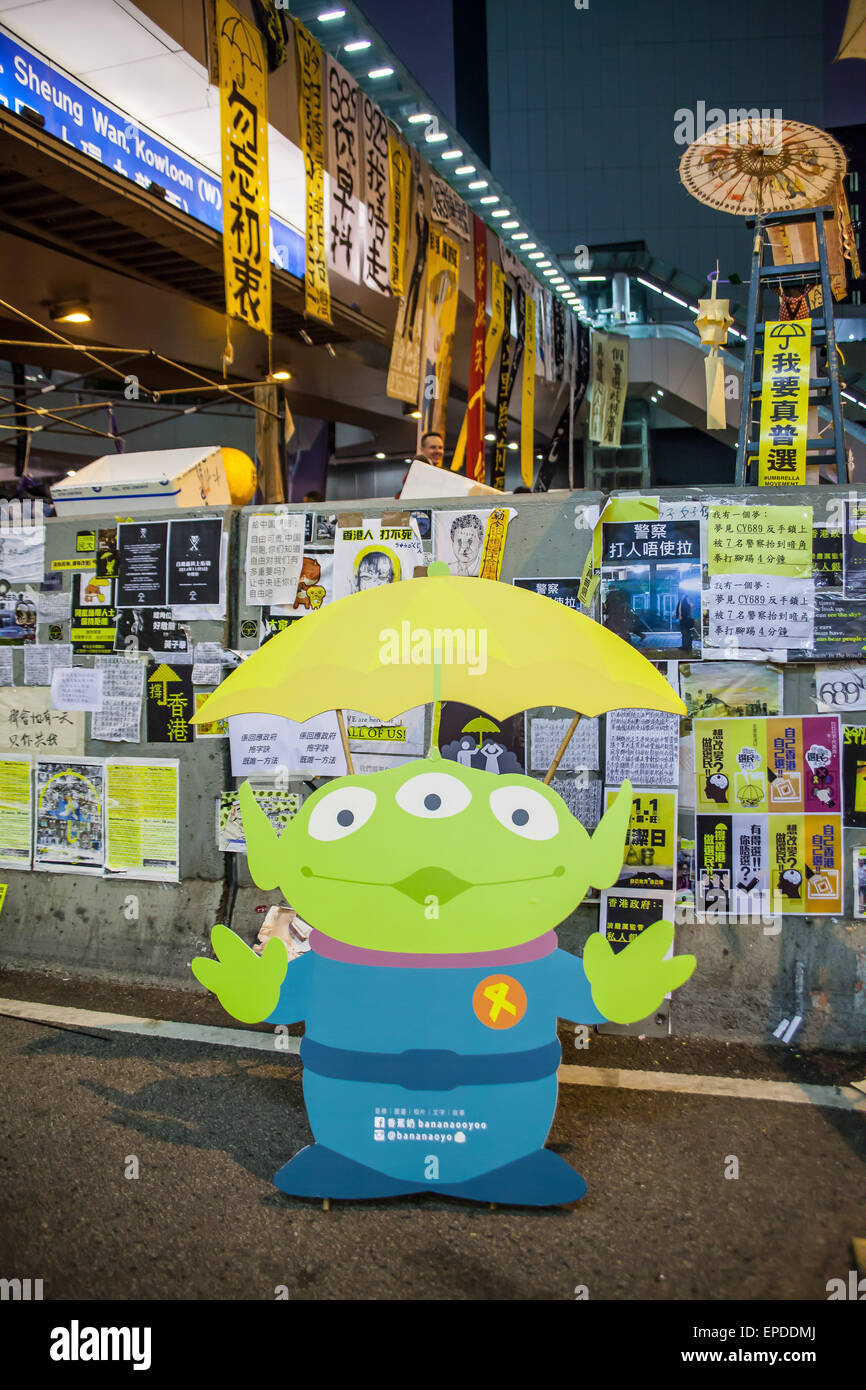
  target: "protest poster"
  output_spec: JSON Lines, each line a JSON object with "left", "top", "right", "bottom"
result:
{"left": 146, "top": 662, "right": 195, "bottom": 744}
{"left": 853, "top": 846, "right": 866, "bottom": 918}
{"left": 344, "top": 706, "right": 426, "bottom": 767}
{"left": 91, "top": 657, "right": 145, "bottom": 743}
{"left": 605, "top": 707, "right": 679, "bottom": 788}
{"left": 245, "top": 513, "right": 306, "bottom": 607}
{"left": 705, "top": 575, "right": 814, "bottom": 650}
{"left": 678, "top": 661, "right": 783, "bottom": 734}
{"left": 787, "top": 594, "right": 866, "bottom": 661}
{"left": 694, "top": 716, "right": 841, "bottom": 816}
{"left": 695, "top": 813, "right": 769, "bottom": 916}
{"left": 34, "top": 756, "right": 105, "bottom": 875}
{"left": 433, "top": 508, "right": 516, "bottom": 580}
{"left": 811, "top": 525, "right": 844, "bottom": 590}
{"left": 0, "top": 688, "right": 83, "bottom": 756}
{"left": 70, "top": 572, "right": 116, "bottom": 655}
{"left": 333, "top": 519, "right": 424, "bottom": 602}
{"left": 438, "top": 702, "right": 525, "bottom": 774}
{"left": 114, "top": 608, "right": 188, "bottom": 656}
{"left": 706, "top": 505, "right": 812, "bottom": 577}
{"left": 167, "top": 518, "right": 223, "bottom": 607}
{"left": 229, "top": 711, "right": 348, "bottom": 778}
{"left": 116, "top": 522, "right": 168, "bottom": 608}
{"left": 842, "top": 724, "right": 866, "bottom": 829}
{"left": 324, "top": 53, "right": 362, "bottom": 284}
{"left": 599, "top": 889, "right": 676, "bottom": 950}
{"left": 271, "top": 551, "right": 334, "bottom": 617}
{"left": 815, "top": 664, "right": 866, "bottom": 711}
{"left": 843, "top": 498, "right": 866, "bottom": 599}
{"left": 105, "top": 759, "right": 179, "bottom": 881}
{"left": 527, "top": 712, "right": 599, "bottom": 774}
{"left": 50, "top": 667, "right": 103, "bottom": 713}
{"left": 193, "top": 691, "right": 228, "bottom": 739}
{"left": 604, "top": 786, "right": 677, "bottom": 891}
{"left": 24, "top": 643, "right": 72, "bottom": 687}
{"left": 600, "top": 520, "right": 701, "bottom": 659}
{"left": 513, "top": 577, "right": 582, "bottom": 609}
{"left": 548, "top": 776, "right": 602, "bottom": 832}
{"left": 768, "top": 813, "right": 843, "bottom": 915}
{"left": 0, "top": 755, "right": 32, "bottom": 867}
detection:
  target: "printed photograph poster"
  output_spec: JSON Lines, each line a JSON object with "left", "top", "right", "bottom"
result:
{"left": 842, "top": 724, "right": 866, "bottom": 829}
{"left": 271, "top": 551, "right": 334, "bottom": 617}
{"left": 844, "top": 498, "right": 866, "bottom": 599}
{"left": 333, "top": 519, "right": 424, "bottom": 601}
{"left": 600, "top": 520, "right": 702, "bottom": 659}
{"left": 786, "top": 594, "right": 866, "bottom": 662}
{"left": 604, "top": 786, "right": 677, "bottom": 891}
{"left": 679, "top": 661, "right": 783, "bottom": 733}
{"left": 600, "top": 888, "right": 676, "bottom": 953}
{"left": 0, "top": 586, "right": 37, "bottom": 646}
{"left": 167, "top": 518, "right": 222, "bottom": 607}
{"left": 217, "top": 787, "right": 300, "bottom": 854}
{"left": 768, "top": 813, "right": 843, "bottom": 915}
{"left": 69, "top": 572, "right": 116, "bottom": 655}
{"left": 605, "top": 707, "right": 679, "bottom": 788}
{"left": 0, "top": 755, "right": 32, "bottom": 868}
{"left": 116, "top": 522, "right": 169, "bottom": 608}
{"left": 0, "top": 688, "right": 84, "bottom": 756}
{"left": 438, "top": 702, "right": 525, "bottom": 774}
{"left": 695, "top": 813, "right": 769, "bottom": 917}
{"left": 815, "top": 663, "right": 866, "bottom": 712}
{"left": 513, "top": 576, "right": 581, "bottom": 609}
{"left": 105, "top": 759, "right": 179, "bottom": 882}
{"left": 853, "top": 846, "right": 866, "bottom": 918}
{"left": 34, "top": 756, "right": 105, "bottom": 875}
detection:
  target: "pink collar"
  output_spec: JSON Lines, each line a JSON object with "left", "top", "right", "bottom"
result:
{"left": 310, "top": 930, "right": 558, "bottom": 969}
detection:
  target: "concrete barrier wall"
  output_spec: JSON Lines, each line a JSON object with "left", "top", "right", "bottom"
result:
{"left": 1, "top": 489, "right": 864, "bottom": 1049}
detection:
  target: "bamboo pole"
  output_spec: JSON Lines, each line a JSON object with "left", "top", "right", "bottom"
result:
{"left": 335, "top": 709, "right": 355, "bottom": 775}
{"left": 543, "top": 713, "right": 581, "bottom": 786}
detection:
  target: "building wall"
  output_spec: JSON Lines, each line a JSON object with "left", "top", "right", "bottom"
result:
{"left": 486, "top": 0, "right": 825, "bottom": 285}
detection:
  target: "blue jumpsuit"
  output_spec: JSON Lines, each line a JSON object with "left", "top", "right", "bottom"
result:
{"left": 266, "top": 933, "right": 607, "bottom": 1205}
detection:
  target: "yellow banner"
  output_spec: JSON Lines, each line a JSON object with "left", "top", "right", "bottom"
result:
{"left": 478, "top": 507, "right": 513, "bottom": 580}
{"left": 418, "top": 225, "right": 460, "bottom": 442}
{"left": 217, "top": 0, "right": 271, "bottom": 333}
{"left": 294, "top": 20, "right": 331, "bottom": 323}
{"left": 451, "top": 263, "right": 507, "bottom": 473}
{"left": 758, "top": 320, "right": 811, "bottom": 485}
{"left": 706, "top": 504, "right": 812, "bottom": 576}
{"left": 388, "top": 134, "right": 411, "bottom": 297}
{"left": 520, "top": 294, "right": 536, "bottom": 486}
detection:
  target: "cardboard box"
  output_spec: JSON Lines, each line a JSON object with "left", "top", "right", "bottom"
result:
{"left": 50, "top": 446, "right": 232, "bottom": 517}
{"left": 398, "top": 459, "right": 501, "bottom": 500}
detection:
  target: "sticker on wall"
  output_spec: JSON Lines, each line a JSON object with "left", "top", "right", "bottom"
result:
{"left": 146, "top": 662, "right": 195, "bottom": 744}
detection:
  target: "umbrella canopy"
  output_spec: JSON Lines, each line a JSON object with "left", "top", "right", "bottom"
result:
{"left": 679, "top": 119, "right": 845, "bottom": 216}
{"left": 193, "top": 567, "right": 685, "bottom": 725}
{"left": 835, "top": 0, "right": 866, "bottom": 60}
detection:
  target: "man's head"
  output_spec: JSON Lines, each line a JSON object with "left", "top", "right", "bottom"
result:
{"left": 355, "top": 550, "right": 395, "bottom": 591}
{"left": 451, "top": 512, "right": 484, "bottom": 567}
{"left": 419, "top": 432, "right": 444, "bottom": 467}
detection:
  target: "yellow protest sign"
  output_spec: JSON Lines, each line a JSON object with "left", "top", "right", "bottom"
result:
{"left": 295, "top": 20, "right": 331, "bottom": 323}
{"left": 388, "top": 134, "right": 411, "bottom": 297}
{"left": 707, "top": 504, "right": 812, "bottom": 577}
{"left": 217, "top": 0, "right": 271, "bottom": 334}
{"left": 757, "top": 320, "right": 811, "bottom": 486}
{"left": 577, "top": 496, "right": 660, "bottom": 609}
{"left": 418, "top": 225, "right": 460, "bottom": 441}
{"left": 520, "top": 294, "right": 536, "bottom": 486}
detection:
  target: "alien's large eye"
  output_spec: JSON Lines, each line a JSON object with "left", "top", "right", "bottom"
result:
{"left": 307, "top": 786, "right": 376, "bottom": 841}
{"left": 395, "top": 772, "right": 472, "bottom": 819}
{"left": 489, "top": 786, "right": 559, "bottom": 841}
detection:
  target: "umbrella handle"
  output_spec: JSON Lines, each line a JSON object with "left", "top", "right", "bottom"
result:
{"left": 336, "top": 710, "right": 355, "bottom": 775}
{"left": 543, "top": 713, "right": 581, "bottom": 787}
{"left": 429, "top": 643, "right": 443, "bottom": 756}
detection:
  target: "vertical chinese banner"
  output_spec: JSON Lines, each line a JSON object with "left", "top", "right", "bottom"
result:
{"left": 520, "top": 294, "right": 536, "bottom": 486}
{"left": 466, "top": 217, "right": 489, "bottom": 481}
{"left": 451, "top": 260, "right": 506, "bottom": 474}
{"left": 492, "top": 279, "right": 514, "bottom": 490}
{"left": 294, "top": 20, "right": 331, "bottom": 323}
{"left": 324, "top": 54, "right": 362, "bottom": 285}
{"left": 217, "top": 0, "right": 271, "bottom": 334}
{"left": 361, "top": 96, "right": 391, "bottom": 295}
{"left": 388, "top": 134, "right": 411, "bottom": 296}
{"left": 602, "top": 334, "right": 628, "bottom": 447}
{"left": 587, "top": 329, "right": 608, "bottom": 443}
{"left": 417, "top": 225, "right": 460, "bottom": 446}
{"left": 386, "top": 151, "right": 428, "bottom": 402}
{"left": 758, "top": 320, "right": 811, "bottom": 486}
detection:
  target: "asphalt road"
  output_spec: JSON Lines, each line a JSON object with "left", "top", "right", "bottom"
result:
{"left": 1, "top": 969, "right": 864, "bottom": 1302}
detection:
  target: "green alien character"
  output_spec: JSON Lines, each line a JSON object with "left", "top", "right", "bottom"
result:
{"left": 193, "top": 759, "right": 695, "bottom": 1205}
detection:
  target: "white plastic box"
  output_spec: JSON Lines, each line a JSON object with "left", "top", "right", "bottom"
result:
{"left": 50, "top": 446, "right": 232, "bottom": 517}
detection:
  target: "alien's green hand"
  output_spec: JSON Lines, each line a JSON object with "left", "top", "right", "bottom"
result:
{"left": 584, "top": 920, "right": 696, "bottom": 1024}
{"left": 191, "top": 924, "right": 288, "bottom": 1024}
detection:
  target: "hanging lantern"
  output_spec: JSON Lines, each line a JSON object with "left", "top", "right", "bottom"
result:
{"left": 696, "top": 275, "right": 733, "bottom": 430}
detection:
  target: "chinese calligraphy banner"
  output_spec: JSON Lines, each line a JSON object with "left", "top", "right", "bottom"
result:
{"left": 325, "top": 53, "right": 362, "bottom": 285}
{"left": 706, "top": 504, "right": 813, "bottom": 577}
{"left": 295, "top": 20, "right": 331, "bottom": 322}
{"left": 520, "top": 293, "right": 536, "bottom": 486}
{"left": 587, "top": 330, "right": 628, "bottom": 447}
{"left": 386, "top": 151, "right": 427, "bottom": 403}
{"left": 428, "top": 173, "right": 472, "bottom": 242}
{"left": 361, "top": 94, "right": 390, "bottom": 295}
{"left": 757, "top": 319, "right": 811, "bottom": 486}
{"left": 217, "top": 0, "right": 271, "bottom": 333}
{"left": 418, "top": 225, "right": 460, "bottom": 441}
{"left": 491, "top": 278, "right": 513, "bottom": 491}
{"left": 466, "top": 216, "right": 488, "bottom": 482}
{"left": 451, "top": 260, "right": 506, "bottom": 476}
{"left": 388, "top": 133, "right": 411, "bottom": 296}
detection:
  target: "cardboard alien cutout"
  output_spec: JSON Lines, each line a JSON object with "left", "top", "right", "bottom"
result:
{"left": 193, "top": 760, "right": 696, "bottom": 1205}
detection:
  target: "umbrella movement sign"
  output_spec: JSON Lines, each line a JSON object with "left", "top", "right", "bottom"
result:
{"left": 217, "top": 0, "right": 271, "bottom": 334}
{"left": 520, "top": 295, "right": 537, "bottom": 486}
{"left": 758, "top": 321, "right": 811, "bottom": 486}
{"left": 418, "top": 226, "right": 460, "bottom": 443}
{"left": 295, "top": 20, "right": 332, "bottom": 324}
